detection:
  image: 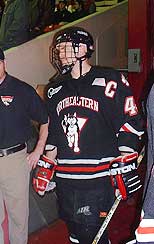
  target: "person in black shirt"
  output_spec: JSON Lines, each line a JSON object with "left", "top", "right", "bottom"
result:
{"left": 0, "top": 0, "right": 29, "bottom": 50}
{"left": 45, "top": 27, "right": 144, "bottom": 244}
{"left": 28, "top": 0, "right": 53, "bottom": 39}
{"left": 0, "top": 48, "right": 48, "bottom": 244}
{"left": 51, "top": 1, "right": 71, "bottom": 25}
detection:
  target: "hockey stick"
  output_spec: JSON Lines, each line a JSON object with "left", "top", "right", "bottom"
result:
{"left": 92, "top": 192, "right": 122, "bottom": 244}
{"left": 92, "top": 147, "right": 145, "bottom": 244}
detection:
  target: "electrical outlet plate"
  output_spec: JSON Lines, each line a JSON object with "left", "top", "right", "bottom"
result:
{"left": 128, "top": 49, "right": 141, "bottom": 72}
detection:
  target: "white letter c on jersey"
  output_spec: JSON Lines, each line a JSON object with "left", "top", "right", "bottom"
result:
{"left": 105, "top": 81, "right": 117, "bottom": 98}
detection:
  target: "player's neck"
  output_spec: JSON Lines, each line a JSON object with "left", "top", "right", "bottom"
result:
{"left": 0, "top": 72, "right": 6, "bottom": 84}
{"left": 71, "top": 61, "right": 92, "bottom": 79}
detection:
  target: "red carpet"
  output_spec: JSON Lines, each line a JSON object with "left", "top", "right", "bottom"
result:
{"left": 28, "top": 163, "right": 146, "bottom": 244}
{"left": 2, "top": 213, "right": 70, "bottom": 244}
{"left": 28, "top": 220, "right": 69, "bottom": 244}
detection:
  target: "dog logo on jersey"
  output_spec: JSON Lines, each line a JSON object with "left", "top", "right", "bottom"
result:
{"left": 48, "top": 86, "right": 62, "bottom": 98}
{"left": 61, "top": 113, "right": 87, "bottom": 153}
{"left": 1, "top": 96, "right": 14, "bottom": 106}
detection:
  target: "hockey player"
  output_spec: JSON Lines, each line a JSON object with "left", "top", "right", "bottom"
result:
{"left": 39, "top": 27, "right": 144, "bottom": 243}
{"left": 127, "top": 83, "right": 154, "bottom": 244}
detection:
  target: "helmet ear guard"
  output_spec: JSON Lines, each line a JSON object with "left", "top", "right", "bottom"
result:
{"left": 49, "top": 27, "right": 94, "bottom": 74}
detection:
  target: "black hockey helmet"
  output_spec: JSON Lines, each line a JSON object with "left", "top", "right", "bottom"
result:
{"left": 50, "top": 26, "right": 94, "bottom": 74}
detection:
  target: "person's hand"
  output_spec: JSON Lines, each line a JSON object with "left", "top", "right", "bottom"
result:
{"left": 27, "top": 150, "right": 41, "bottom": 170}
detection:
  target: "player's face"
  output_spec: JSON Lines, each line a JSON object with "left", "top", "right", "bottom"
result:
{"left": 56, "top": 42, "right": 77, "bottom": 66}
{"left": 52, "top": 40, "right": 88, "bottom": 74}
{"left": 0, "top": 60, "right": 6, "bottom": 83}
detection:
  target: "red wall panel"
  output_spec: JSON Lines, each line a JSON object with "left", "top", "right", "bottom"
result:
{"left": 128, "top": 0, "right": 150, "bottom": 105}
{"left": 149, "top": 0, "right": 154, "bottom": 68}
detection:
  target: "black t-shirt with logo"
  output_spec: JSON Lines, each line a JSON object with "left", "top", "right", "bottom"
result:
{"left": 0, "top": 74, "right": 48, "bottom": 149}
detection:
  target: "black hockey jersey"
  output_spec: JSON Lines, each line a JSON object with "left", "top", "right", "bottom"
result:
{"left": 46, "top": 66, "right": 144, "bottom": 184}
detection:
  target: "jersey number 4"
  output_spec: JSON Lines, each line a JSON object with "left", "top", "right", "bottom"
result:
{"left": 124, "top": 96, "right": 138, "bottom": 116}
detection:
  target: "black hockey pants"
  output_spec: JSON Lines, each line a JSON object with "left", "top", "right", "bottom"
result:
{"left": 56, "top": 179, "right": 114, "bottom": 244}
{"left": 67, "top": 220, "right": 109, "bottom": 244}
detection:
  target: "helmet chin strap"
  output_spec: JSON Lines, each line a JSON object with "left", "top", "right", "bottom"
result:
{"left": 70, "top": 43, "right": 88, "bottom": 76}
{"left": 78, "top": 59, "right": 82, "bottom": 77}
{"left": 76, "top": 55, "right": 87, "bottom": 77}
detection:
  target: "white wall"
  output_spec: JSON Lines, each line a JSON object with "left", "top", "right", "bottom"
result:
{"left": 4, "top": 0, "right": 127, "bottom": 88}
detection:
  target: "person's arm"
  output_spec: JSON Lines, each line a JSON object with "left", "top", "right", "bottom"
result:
{"left": 108, "top": 71, "right": 144, "bottom": 154}
{"left": 27, "top": 121, "right": 49, "bottom": 169}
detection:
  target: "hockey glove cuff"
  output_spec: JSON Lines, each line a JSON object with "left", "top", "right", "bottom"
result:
{"left": 109, "top": 152, "right": 142, "bottom": 200}
{"left": 32, "top": 155, "right": 57, "bottom": 196}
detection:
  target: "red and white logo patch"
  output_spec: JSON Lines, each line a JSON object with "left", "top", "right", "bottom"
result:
{"left": 1, "top": 96, "right": 14, "bottom": 106}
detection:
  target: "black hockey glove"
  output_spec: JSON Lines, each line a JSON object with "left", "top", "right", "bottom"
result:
{"left": 109, "top": 152, "right": 142, "bottom": 200}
